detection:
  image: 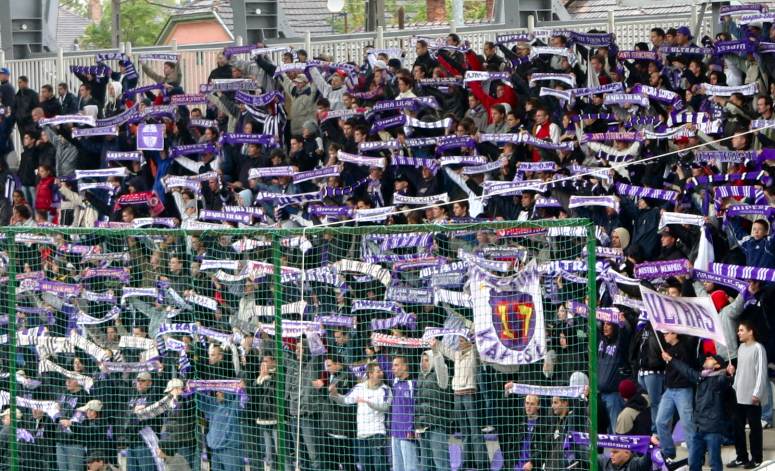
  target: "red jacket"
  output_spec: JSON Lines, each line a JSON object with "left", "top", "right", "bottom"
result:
{"left": 35, "top": 176, "right": 55, "bottom": 211}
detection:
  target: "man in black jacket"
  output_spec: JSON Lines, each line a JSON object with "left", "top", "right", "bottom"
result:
{"left": 663, "top": 353, "right": 731, "bottom": 471}
{"left": 655, "top": 332, "right": 698, "bottom": 464}
{"left": 39, "top": 84, "right": 62, "bottom": 118}
{"left": 630, "top": 323, "right": 666, "bottom": 433}
{"left": 14, "top": 76, "right": 38, "bottom": 133}
{"left": 500, "top": 393, "right": 550, "bottom": 471}
{"left": 322, "top": 354, "right": 357, "bottom": 471}
{"left": 0, "top": 68, "right": 14, "bottom": 111}
{"left": 57, "top": 83, "right": 78, "bottom": 115}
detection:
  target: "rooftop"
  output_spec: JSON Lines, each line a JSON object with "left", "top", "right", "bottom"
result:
{"left": 56, "top": 8, "right": 91, "bottom": 51}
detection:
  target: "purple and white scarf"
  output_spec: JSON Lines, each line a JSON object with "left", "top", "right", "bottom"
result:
{"left": 248, "top": 166, "right": 295, "bottom": 179}
{"left": 235, "top": 90, "right": 284, "bottom": 107}
{"left": 123, "top": 83, "right": 166, "bottom": 98}
{"left": 693, "top": 269, "right": 748, "bottom": 294}
{"left": 585, "top": 131, "right": 642, "bottom": 142}
{"left": 634, "top": 259, "right": 691, "bottom": 279}
{"left": 695, "top": 150, "right": 756, "bottom": 163}
{"left": 293, "top": 166, "right": 340, "bottom": 183}
{"left": 659, "top": 46, "right": 713, "bottom": 55}
{"left": 393, "top": 192, "right": 449, "bottom": 206}
{"left": 139, "top": 53, "right": 179, "bottom": 63}
{"left": 710, "top": 263, "right": 775, "bottom": 282}
{"left": 438, "top": 155, "right": 489, "bottom": 166}
{"left": 391, "top": 156, "right": 440, "bottom": 173}
{"left": 568, "top": 195, "right": 620, "bottom": 212}
{"left": 702, "top": 82, "right": 758, "bottom": 96}
{"left": 738, "top": 12, "right": 775, "bottom": 25}
{"left": 507, "top": 383, "right": 585, "bottom": 398}
{"left": 189, "top": 119, "right": 218, "bottom": 129}
{"left": 604, "top": 93, "right": 649, "bottom": 107}
{"left": 72, "top": 125, "right": 118, "bottom": 137}
{"left": 631, "top": 84, "right": 684, "bottom": 108}
{"left": 570, "top": 82, "right": 624, "bottom": 97}
{"left": 618, "top": 50, "right": 659, "bottom": 61}
{"left": 74, "top": 167, "right": 127, "bottom": 179}
{"left": 40, "top": 115, "right": 96, "bottom": 127}
{"left": 615, "top": 182, "right": 678, "bottom": 202}
{"left": 106, "top": 150, "right": 144, "bottom": 162}
{"left": 220, "top": 133, "right": 277, "bottom": 147}
{"left": 170, "top": 94, "right": 208, "bottom": 105}
{"left": 170, "top": 143, "right": 218, "bottom": 158}
{"left": 199, "top": 209, "right": 252, "bottom": 225}
{"left": 337, "top": 150, "right": 386, "bottom": 168}
{"left": 69, "top": 64, "right": 110, "bottom": 76}
{"left": 462, "top": 158, "right": 505, "bottom": 175}
{"left": 199, "top": 79, "right": 260, "bottom": 93}
{"left": 529, "top": 73, "right": 577, "bottom": 88}
{"left": 725, "top": 204, "right": 775, "bottom": 218}
{"left": 540, "top": 87, "right": 573, "bottom": 103}
{"left": 720, "top": 4, "right": 766, "bottom": 17}
{"left": 529, "top": 47, "right": 577, "bottom": 65}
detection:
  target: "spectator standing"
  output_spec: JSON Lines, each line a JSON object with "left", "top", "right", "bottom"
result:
{"left": 389, "top": 356, "right": 418, "bottom": 471}
{"left": 415, "top": 349, "right": 451, "bottom": 471}
{"left": 14, "top": 76, "right": 38, "bottom": 133}
{"left": 727, "top": 320, "right": 768, "bottom": 469}
{"left": 331, "top": 362, "right": 392, "bottom": 471}
{"left": 655, "top": 332, "right": 697, "bottom": 465}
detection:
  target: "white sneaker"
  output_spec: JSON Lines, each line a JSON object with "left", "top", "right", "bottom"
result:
{"left": 481, "top": 426, "right": 495, "bottom": 433}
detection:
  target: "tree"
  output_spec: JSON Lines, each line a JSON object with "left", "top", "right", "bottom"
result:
{"left": 81, "top": 0, "right": 172, "bottom": 49}
{"left": 60, "top": 0, "right": 88, "bottom": 16}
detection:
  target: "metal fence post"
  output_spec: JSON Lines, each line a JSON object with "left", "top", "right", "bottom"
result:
{"left": 57, "top": 48, "right": 65, "bottom": 85}
{"left": 236, "top": 35, "right": 244, "bottom": 46}
{"left": 272, "top": 234, "right": 288, "bottom": 471}
{"left": 376, "top": 26, "right": 385, "bottom": 49}
{"left": 527, "top": 15, "right": 535, "bottom": 34}
{"left": 305, "top": 31, "right": 312, "bottom": 53}
{"left": 0, "top": 49, "right": 5, "bottom": 68}
{"left": 607, "top": 10, "right": 615, "bottom": 34}
{"left": 586, "top": 223, "right": 599, "bottom": 471}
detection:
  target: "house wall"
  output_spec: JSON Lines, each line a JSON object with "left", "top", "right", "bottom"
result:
{"left": 162, "top": 20, "right": 231, "bottom": 45}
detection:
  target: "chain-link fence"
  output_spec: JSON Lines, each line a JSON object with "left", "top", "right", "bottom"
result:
{"left": 0, "top": 220, "right": 598, "bottom": 471}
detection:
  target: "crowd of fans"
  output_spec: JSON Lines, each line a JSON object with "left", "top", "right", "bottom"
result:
{"left": 0, "top": 6, "right": 773, "bottom": 471}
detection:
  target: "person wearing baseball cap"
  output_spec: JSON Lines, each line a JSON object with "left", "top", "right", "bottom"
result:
{"left": 157, "top": 378, "right": 198, "bottom": 471}
{"left": 75, "top": 400, "right": 113, "bottom": 467}
{"left": 0, "top": 67, "right": 13, "bottom": 110}
{"left": 123, "top": 371, "right": 158, "bottom": 470}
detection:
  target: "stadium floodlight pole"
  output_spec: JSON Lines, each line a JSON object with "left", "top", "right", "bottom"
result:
{"left": 586, "top": 222, "right": 598, "bottom": 471}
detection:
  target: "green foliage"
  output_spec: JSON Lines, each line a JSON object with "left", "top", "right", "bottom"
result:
{"left": 81, "top": 0, "right": 172, "bottom": 49}
{"left": 60, "top": 0, "right": 89, "bottom": 17}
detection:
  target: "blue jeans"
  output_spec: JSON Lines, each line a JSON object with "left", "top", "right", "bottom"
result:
{"left": 289, "top": 416, "right": 321, "bottom": 470}
{"left": 761, "top": 379, "right": 773, "bottom": 426}
{"left": 638, "top": 372, "right": 665, "bottom": 433}
{"left": 656, "top": 387, "right": 695, "bottom": 461}
{"left": 210, "top": 446, "right": 242, "bottom": 471}
{"left": 390, "top": 437, "right": 418, "bottom": 471}
{"left": 357, "top": 435, "right": 388, "bottom": 471}
{"left": 177, "top": 445, "right": 200, "bottom": 471}
{"left": 454, "top": 393, "right": 489, "bottom": 469}
{"left": 418, "top": 428, "right": 450, "bottom": 470}
{"left": 126, "top": 445, "right": 155, "bottom": 471}
{"left": 689, "top": 431, "right": 722, "bottom": 471}
{"left": 56, "top": 443, "right": 85, "bottom": 471}
{"left": 601, "top": 392, "right": 624, "bottom": 432}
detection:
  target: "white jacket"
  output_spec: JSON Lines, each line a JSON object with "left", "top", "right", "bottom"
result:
{"left": 434, "top": 341, "right": 478, "bottom": 392}
{"left": 339, "top": 382, "right": 392, "bottom": 438}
